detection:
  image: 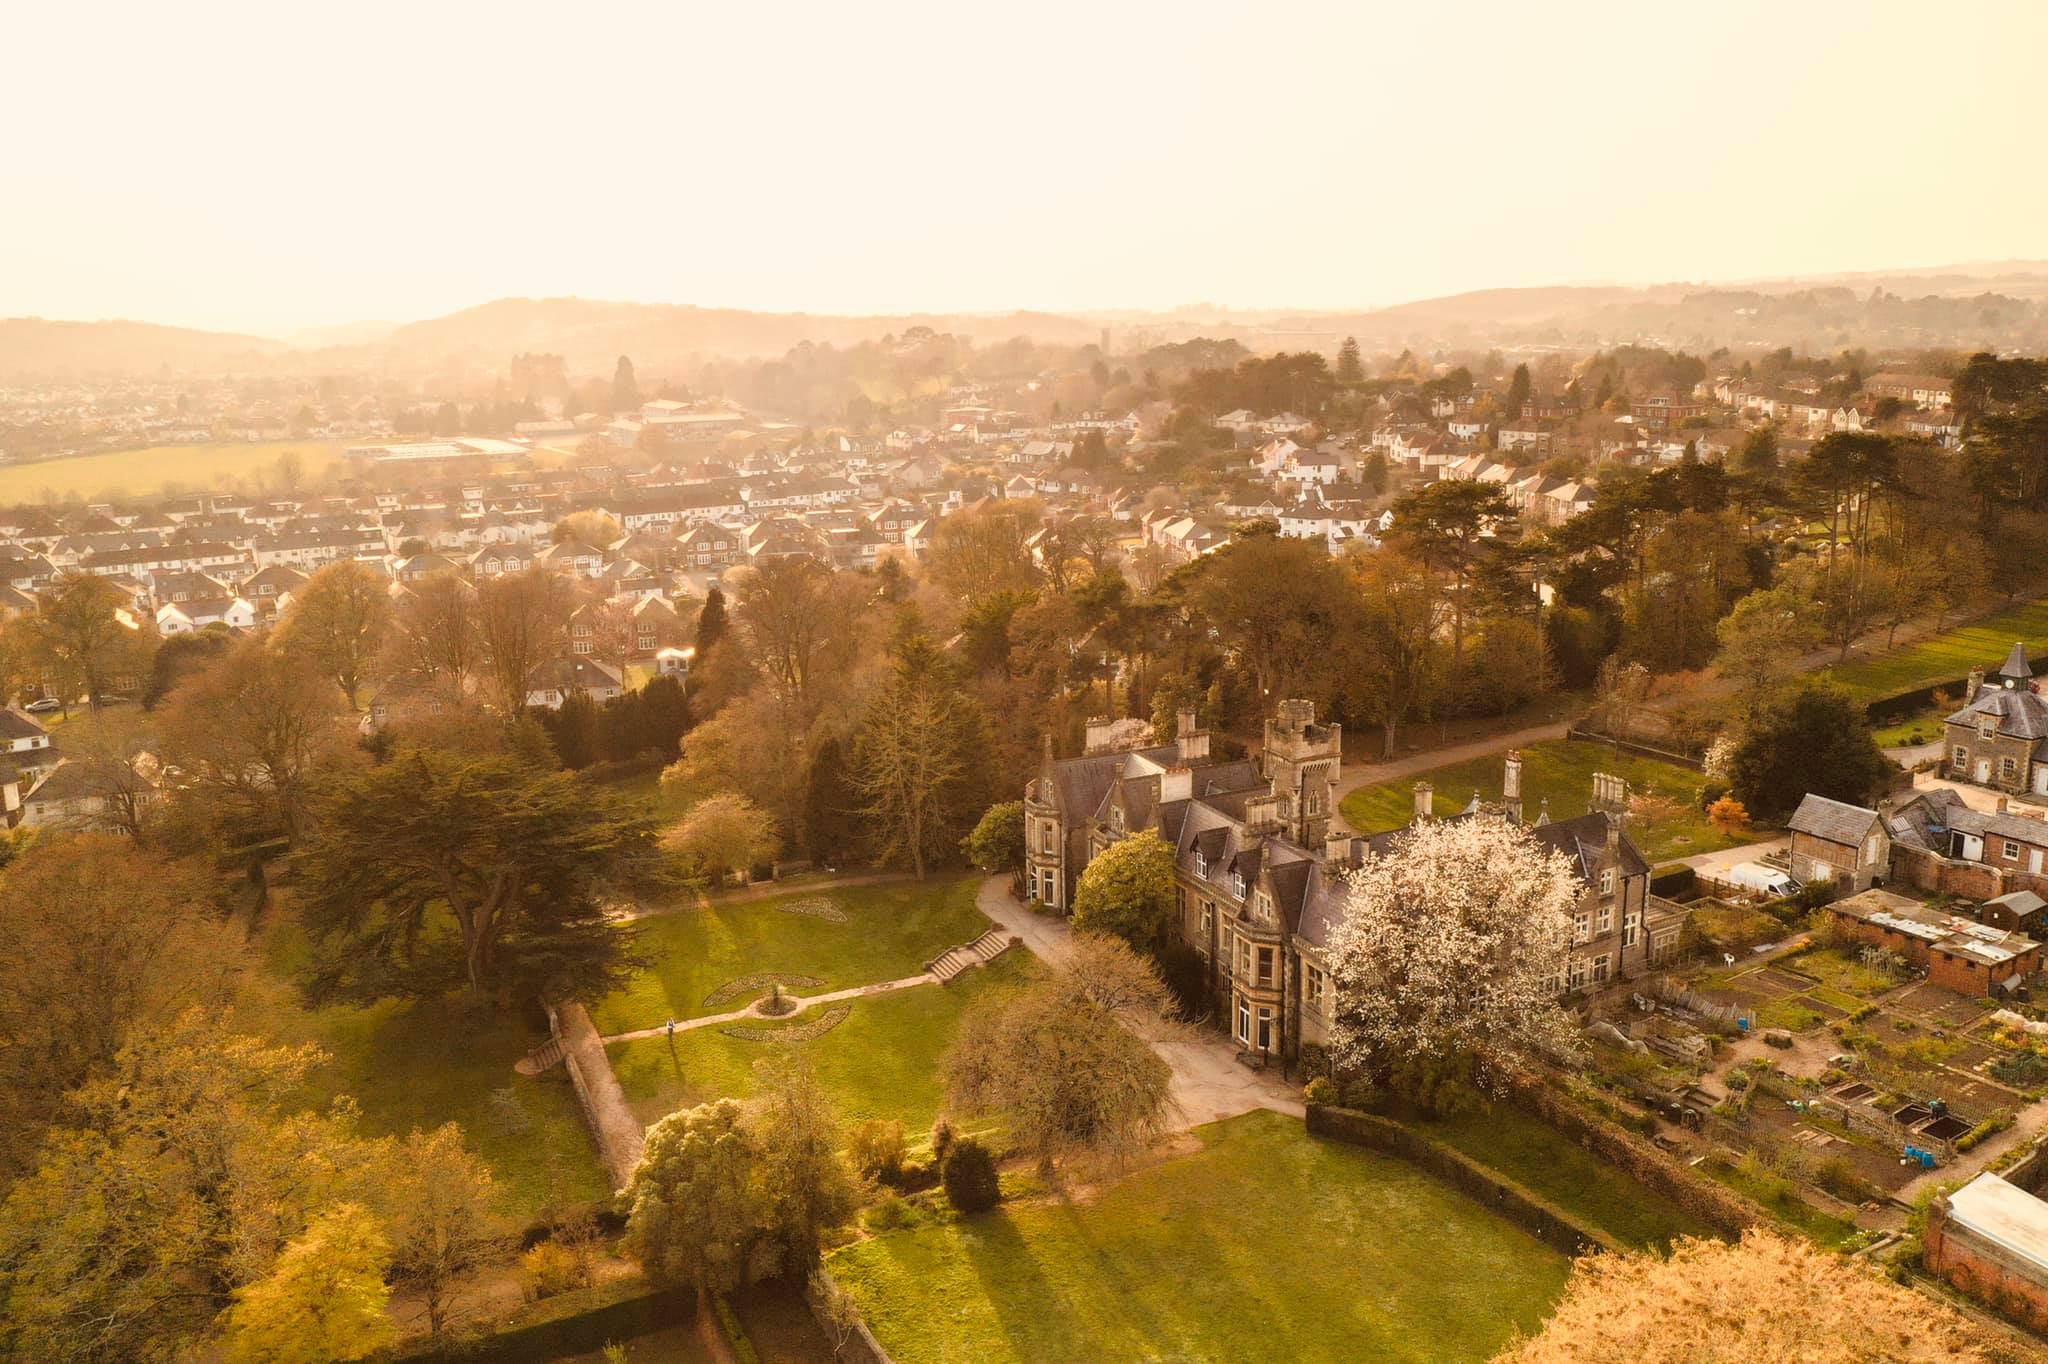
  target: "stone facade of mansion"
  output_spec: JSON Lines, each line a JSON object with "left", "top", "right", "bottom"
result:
{"left": 1023, "top": 700, "right": 1679, "bottom": 1067}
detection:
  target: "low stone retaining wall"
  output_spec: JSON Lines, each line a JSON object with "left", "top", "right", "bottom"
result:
{"left": 807, "top": 1267, "right": 895, "bottom": 1364}
{"left": 548, "top": 1001, "right": 645, "bottom": 1190}
{"left": 1500, "top": 1072, "right": 1765, "bottom": 1237}
{"left": 1306, "top": 1104, "right": 1618, "bottom": 1257}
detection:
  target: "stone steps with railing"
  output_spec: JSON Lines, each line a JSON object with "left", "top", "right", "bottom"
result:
{"left": 928, "top": 928, "right": 1015, "bottom": 982}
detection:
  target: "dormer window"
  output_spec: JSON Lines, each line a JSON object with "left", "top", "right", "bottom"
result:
{"left": 1232, "top": 871, "right": 1246, "bottom": 898}
{"left": 1981, "top": 715, "right": 1998, "bottom": 740}
{"left": 1599, "top": 869, "right": 1615, "bottom": 897}
{"left": 1196, "top": 852, "right": 1208, "bottom": 878}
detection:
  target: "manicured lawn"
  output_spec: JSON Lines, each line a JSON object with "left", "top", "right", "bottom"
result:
{"left": 1825, "top": 594, "right": 2048, "bottom": 701}
{"left": 0, "top": 438, "right": 342, "bottom": 502}
{"left": 1340, "top": 738, "right": 1757, "bottom": 861}
{"left": 1872, "top": 706, "right": 1946, "bottom": 749}
{"left": 249, "top": 914, "right": 609, "bottom": 1221}
{"left": 608, "top": 951, "right": 1035, "bottom": 1136}
{"left": 591, "top": 877, "right": 993, "bottom": 1034}
{"left": 1420, "top": 1108, "right": 1710, "bottom": 1247}
{"left": 830, "top": 1110, "right": 1570, "bottom": 1364}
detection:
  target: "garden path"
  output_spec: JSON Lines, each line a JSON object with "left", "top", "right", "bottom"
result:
{"left": 974, "top": 876, "right": 1305, "bottom": 1130}
{"left": 600, "top": 973, "right": 936, "bottom": 1044}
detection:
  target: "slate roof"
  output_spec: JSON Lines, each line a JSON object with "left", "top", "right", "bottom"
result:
{"left": 1948, "top": 687, "right": 2048, "bottom": 741}
{"left": 1789, "top": 793, "right": 1883, "bottom": 846}
{"left": 1529, "top": 811, "right": 1651, "bottom": 883}
{"left": 0, "top": 708, "right": 49, "bottom": 743}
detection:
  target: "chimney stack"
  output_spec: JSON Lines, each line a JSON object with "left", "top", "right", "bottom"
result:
{"left": 1413, "top": 781, "right": 1434, "bottom": 822}
{"left": 1160, "top": 765, "right": 1193, "bottom": 803}
{"left": 1503, "top": 749, "right": 1523, "bottom": 824}
{"left": 1968, "top": 667, "right": 1985, "bottom": 703}
{"left": 1177, "top": 707, "right": 1197, "bottom": 740}
{"left": 1084, "top": 716, "right": 1116, "bottom": 754}
{"left": 1325, "top": 830, "right": 1354, "bottom": 867}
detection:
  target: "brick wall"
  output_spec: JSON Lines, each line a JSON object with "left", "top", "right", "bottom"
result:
{"left": 1926, "top": 1200, "right": 2048, "bottom": 1334}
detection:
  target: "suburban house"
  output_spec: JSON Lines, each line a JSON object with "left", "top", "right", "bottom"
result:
{"left": 523, "top": 656, "right": 624, "bottom": 710}
{"left": 1944, "top": 643, "right": 2048, "bottom": 796}
{"left": 155, "top": 595, "right": 256, "bottom": 634}
{"left": 1024, "top": 705, "right": 1668, "bottom": 1068}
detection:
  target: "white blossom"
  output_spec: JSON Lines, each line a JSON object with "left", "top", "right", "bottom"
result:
{"left": 1327, "top": 815, "right": 1580, "bottom": 1080}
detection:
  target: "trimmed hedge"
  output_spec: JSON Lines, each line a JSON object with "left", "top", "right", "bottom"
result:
{"left": 397, "top": 1285, "right": 696, "bottom": 1362}
{"left": 1306, "top": 1104, "right": 1618, "bottom": 1257}
{"left": 1500, "top": 1072, "right": 1765, "bottom": 1237}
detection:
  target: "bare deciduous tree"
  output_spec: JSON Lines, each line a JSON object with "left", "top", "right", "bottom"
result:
{"left": 943, "top": 932, "right": 1175, "bottom": 1173}
{"left": 278, "top": 560, "right": 392, "bottom": 710}
{"left": 390, "top": 572, "right": 482, "bottom": 693}
{"left": 476, "top": 569, "right": 575, "bottom": 714}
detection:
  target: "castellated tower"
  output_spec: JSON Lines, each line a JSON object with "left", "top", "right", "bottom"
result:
{"left": 1260, "top": 699, "right": 1342, "bottom": 848}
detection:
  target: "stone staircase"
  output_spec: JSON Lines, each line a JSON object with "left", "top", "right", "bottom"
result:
{"left": 514, "top": 1036, "right": 567, "bottom": 1076}
{"left": 928, "top": 928, "right": 1015, "bottom": 983}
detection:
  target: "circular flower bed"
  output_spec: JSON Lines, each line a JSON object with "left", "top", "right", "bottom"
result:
{"left": 721, "top": 1005, "right": 851, "bottom": 1043}
{"left": 702, "top": 972, "right": 824, "bottom": 1009}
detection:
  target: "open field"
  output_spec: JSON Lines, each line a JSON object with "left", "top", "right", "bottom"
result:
{"left": 590, "top": 877, "right": 992, "bottom": 1034}
{"left": 250, "top": 911, "right": 608, "bottom": 1221}
{"left": 830, "top": 1109, "right": 1569, "bottom": 1364}
{"left": 608, "top": 951, "right": 1035, "bottom": 1135}
{"left": 1339, "top": 737, "right": 1758, "bottom": 860}
{"left": 1825, "top": 594, "right": 2048, "bottom": 701}
{"left": 1420, "top": 1108, "right": 1710, "bottom": 1247}
{"left": 0, "top": 439, "right": 343, "bottom": 502}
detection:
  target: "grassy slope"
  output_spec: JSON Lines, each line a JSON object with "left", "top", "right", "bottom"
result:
{"left": 248, "top": 913, "right": 608, "bottom": 1220}
{"left": 831, "top": 1110, "right": 1569, "bottom": 1364}
{"left": 591, "top": 877, "right": 992, "bottom": 1034}
{"left": 1421, "top": 1109, "right": 1710, "bottom": 1247}
{"left": 608, "top": 951, "right": 1036, "bottom": 1134}
{"left": 1824, "top": 595, "right": 2048, "bottom": 701}
{"left": 0, "top": 439, "right": 341, "bottom": 502}
{"left": 1340, "top": 738, "right": 1755, "bottom": 860}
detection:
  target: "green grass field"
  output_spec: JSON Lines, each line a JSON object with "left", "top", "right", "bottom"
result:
{"left": 1420, "top": 1109, "right": 1709, "bottom": 1247}
{"left": 0, "top": 439, "right": 343, "bottom": 503}
{"left": 1339, "top": 738, "right": 1757, "bottom": 859}
{"left": 591, "top": 877, "right": 992, "bottom": 1035}
{"left": 609, "top": 951, "right": 1035, "bottom": 1135}
{"left": 1824, "top": 594, "right": 2048, "bottom": 701}
{"left": 830, "top": 1110, "right": 1570, "bottom": 1364}
{"left": 1872, "top": 706, "right": 1947, "bottom": 748}
{"left": 247, "top": 914, "right": 608, "bottom": 1221}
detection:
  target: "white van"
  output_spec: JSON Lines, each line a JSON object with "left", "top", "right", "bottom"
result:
{"left": 1723, "top": 862, "right": 1800, "bottom": 898}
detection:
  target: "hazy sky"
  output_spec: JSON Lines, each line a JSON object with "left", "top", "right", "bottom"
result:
{"left": 7, "top": 1, "right": 2046, "bottom": 336}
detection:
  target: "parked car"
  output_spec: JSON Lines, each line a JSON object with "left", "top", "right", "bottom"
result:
{"left": 1723, "top": 861, "right": 1800, "bottom": 898}
{"left": 23, "top": 696, "right": 61, "bottom": 713}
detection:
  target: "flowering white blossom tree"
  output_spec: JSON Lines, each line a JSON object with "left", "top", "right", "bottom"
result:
{"left": 1327, "top": 816, "right": 1580, "bottom": 1086}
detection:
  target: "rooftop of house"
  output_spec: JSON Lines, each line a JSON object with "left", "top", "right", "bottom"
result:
{"left": 1789, "top": 793, "right": 1883, "bottom": 846}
